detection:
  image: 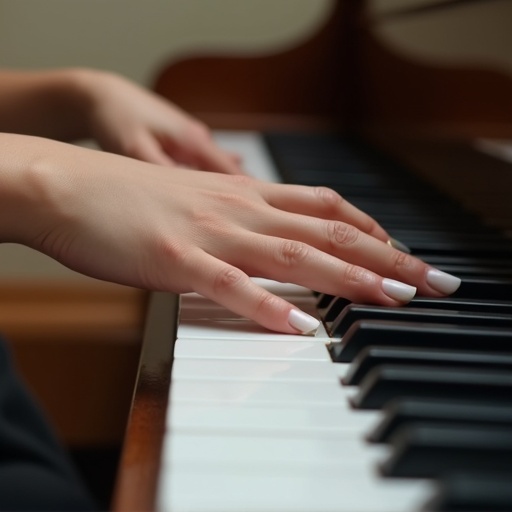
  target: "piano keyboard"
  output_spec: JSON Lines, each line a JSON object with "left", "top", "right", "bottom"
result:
{"left": 156, "top": 132, "right": 512, "bottom": 512}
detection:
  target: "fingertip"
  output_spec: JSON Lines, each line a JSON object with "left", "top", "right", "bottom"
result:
{"left": 381, "top": 278, "right": 417, "bottom": 303}
{"left": 426, "top": 268, "right": 461, "bottom": 295}
{"left": 287, "top": 308, "right": 321, "bottom": 335}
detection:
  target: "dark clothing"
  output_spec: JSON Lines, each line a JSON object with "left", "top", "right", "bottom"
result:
{"left": 0, "top": 335, "right": 95, "bottom": 511}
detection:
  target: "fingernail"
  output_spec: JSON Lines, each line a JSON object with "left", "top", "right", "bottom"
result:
{"left": 382, "top": 278, "right": 416, "bottom": 302}
{"left": 387, "top": 237, "right": 411, "bottom": 254}
{"left": 288, "top": 309, "right": 320, "bottom": 335}
{"left": 426, "top": 268, "right": 461, "bottom": 294}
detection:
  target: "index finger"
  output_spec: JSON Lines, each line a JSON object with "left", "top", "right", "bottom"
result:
{"left": 259, "top": 182, "right": 390, "bottom": 242}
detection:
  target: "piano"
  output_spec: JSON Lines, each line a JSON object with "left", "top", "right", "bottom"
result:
{"left": 113, "top": 1, "right": 512, "bottom": 511}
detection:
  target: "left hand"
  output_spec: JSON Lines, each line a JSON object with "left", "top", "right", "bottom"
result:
{"left": 78, "top": 70, "right": 243, "bottom": 174}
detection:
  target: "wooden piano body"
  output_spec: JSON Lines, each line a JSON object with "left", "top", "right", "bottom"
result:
{"left": 113, "top": 1, "right": 512, "bottom": 510}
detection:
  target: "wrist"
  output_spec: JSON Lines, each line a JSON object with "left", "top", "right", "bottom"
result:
{"left": 0, "top": 133, "right": 71, "bottom": 248}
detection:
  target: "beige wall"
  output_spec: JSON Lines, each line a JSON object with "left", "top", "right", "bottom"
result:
{"left": 0, "top": 0, "right": 332, "bottom": 87}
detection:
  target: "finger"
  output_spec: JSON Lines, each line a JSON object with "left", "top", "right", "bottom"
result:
{"left": 224, "top": 233, "right": 416, "bottom": 306}
{"left": 188, "top": 141, "right": 245, "bottom": 175}
{"left": 259, "top": 182, "right": 389, "bottom": 242}
{"left": 228, "top": 151, "right": 243, "bottom": 166}
{"left": 183, "top": 249, "right": 320, "bottom": 334}
{"left": 129, "top": 131, "right": 176, "bottom": 167}
{"left": 160, "top": 131, "right": 244, "bottom": 175}
{"left": 259, "top": 211, "right": 461, "bottom": 297}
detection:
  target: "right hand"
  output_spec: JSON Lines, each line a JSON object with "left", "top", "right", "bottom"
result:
{"left": 3, "top": 135, "right": 460, "bottom": 334}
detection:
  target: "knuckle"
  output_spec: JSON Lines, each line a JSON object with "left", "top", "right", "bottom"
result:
{"left": 212, "top": 266, "right": 246, "bottom": 294}
{"left": 327, "top": 221, "right": 359, "bottom": 248}
{"left": 393, "top": 250, "right": 414, "bottom": 272}
{"left": 218, "top": 191, "right": 254, "bottom": 210}
{"left": 187, "top": 202, "right": 220, "bottom": 227}
{"left": 228, "top": 174, "right": 255, "bottom": 187}
{"left": 159, "top": 237, "right": 189, "bottom": 265}
{"left": 254, "top": 292, "right": 281, "bottom": 317}
{"left": 343, "top": 264, "right": 371, "bottom": 286}
{"left": 276, "top": 240, "right": 310, "bottom": 267}
{"left": 314, "top": 186, "right": 343, "bottom": 208}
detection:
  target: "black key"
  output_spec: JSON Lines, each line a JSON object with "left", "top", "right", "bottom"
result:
{"left": 405, "top": 297, "right": 512, "bottom": 314}
{"left": 421, "top": 255, "right": 512, "bottom": 268}
{"left": 321, "top": 297, "right": 351, "bottom": 322}
{"left": 330, "top": 305, "right": 512, "bottom": 338}
{"left": 368, "top": 398, "right": 512, "bottom": 444}
{"left": 350, "top": 365, "right": 512, "bottom": 410}
{"left": 342, "top": 346, "right": 512, "bottom": 385}
{"left": 331, "top": 320, "right": 512, "bottom": 362}
{"left": 452, "top": 277, "right": 512, "bottom": 300}
{"left": 405, "top": 237, "right": 512, "bottom": 255}
{"left": 428, "top": 265, "right": 512, "bottom": 278}
{"left": 380, "top": 424, "right": 512, "bottom": 478}
{"left": 382, "top": 216, "right": 480, "bottom": 231}
{"left": 316, "top": 293, "right": 334, "bottom": 309}
{"left": 425, "top": 473, "right": 512, "bottom": 511}
{"left": 388, "top": 229, "right": 503, "bottom": 243}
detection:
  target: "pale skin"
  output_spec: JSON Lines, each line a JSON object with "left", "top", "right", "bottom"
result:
{"left": 0, "top": 68, "right": 461, "bottom": 334}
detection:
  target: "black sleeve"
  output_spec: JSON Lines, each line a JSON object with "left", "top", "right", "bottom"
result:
{"left": 0, "top": 335, "right": 96, "bottom": 511}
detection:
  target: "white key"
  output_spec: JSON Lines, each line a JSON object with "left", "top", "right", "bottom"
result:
{"left": 169, "top": 403, "right": 360, "bottom": 434}
{"left": 179, "top": 302, "right": 318, "bottom": 319}
{"left": 165, "top": 432, "right": 389, "bottom": 468}
{"left": 174, "top": 339, "right": 331, "bottom": 360}
{"left": 250, "top": 278, "right": 314, "bottom": 296}
{"left": 213, "top": 131, "right": 281, "bottom": 183}
{"left": 171, "top": 358, "right": 340, "bottom": 382}
{"left": 160, "top": 468, "right": 434, "bottom": 512}
{"left": 171, "top": 379, "right": 352, "bottom": 407}
{"left": 177, "top": 317, "right": 333, "bottom": 342}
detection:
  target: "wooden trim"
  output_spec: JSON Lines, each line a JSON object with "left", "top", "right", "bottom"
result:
{"left": 0, "top": 280, "right": 146, "bottom": 343}
{"left": 153, "top": 0, "right": 358, "bottom": 129}
{"left": 112, "top": 292, "right": 178, "bottom": 512}
{"left": 356, "top": 28, "right": 512, "bottom": 139}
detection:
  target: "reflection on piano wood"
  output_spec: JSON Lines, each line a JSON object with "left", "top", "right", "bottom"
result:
{"left": 113, "top": 1, "right": 512, "bottom": 511}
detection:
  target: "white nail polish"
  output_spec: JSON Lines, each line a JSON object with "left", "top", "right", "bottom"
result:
{"left": 288, "top": 309, "right": 320, "bottom": 335}
{"left": 427, "top": 268, "right": 461, "bottom": 294}
{"left": 387, "top": 237, "right": 411, "bottom": 254}
{"left": 382, "top": 278, "right": 416, "bottom": 302}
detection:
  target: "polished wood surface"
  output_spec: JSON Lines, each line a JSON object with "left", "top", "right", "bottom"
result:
{"left": 357, "top": 31, "right": 512, "bottom": 139}
{"left": 154, "top": 0, "right": 359, "bottom": 131}
{"left": 112, "top": 293, "right": 178, "bottom": 512}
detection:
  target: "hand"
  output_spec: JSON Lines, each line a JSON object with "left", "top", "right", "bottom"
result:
{"left": 78, "top": 70, "right": 243, "bottom": 174}
{"left": 9, "top": 136, "right": 460, "bottom": 334}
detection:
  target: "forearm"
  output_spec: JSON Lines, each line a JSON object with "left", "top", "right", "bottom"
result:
{"left": 0, "top": 68, "right": 99, "bottom": 142}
